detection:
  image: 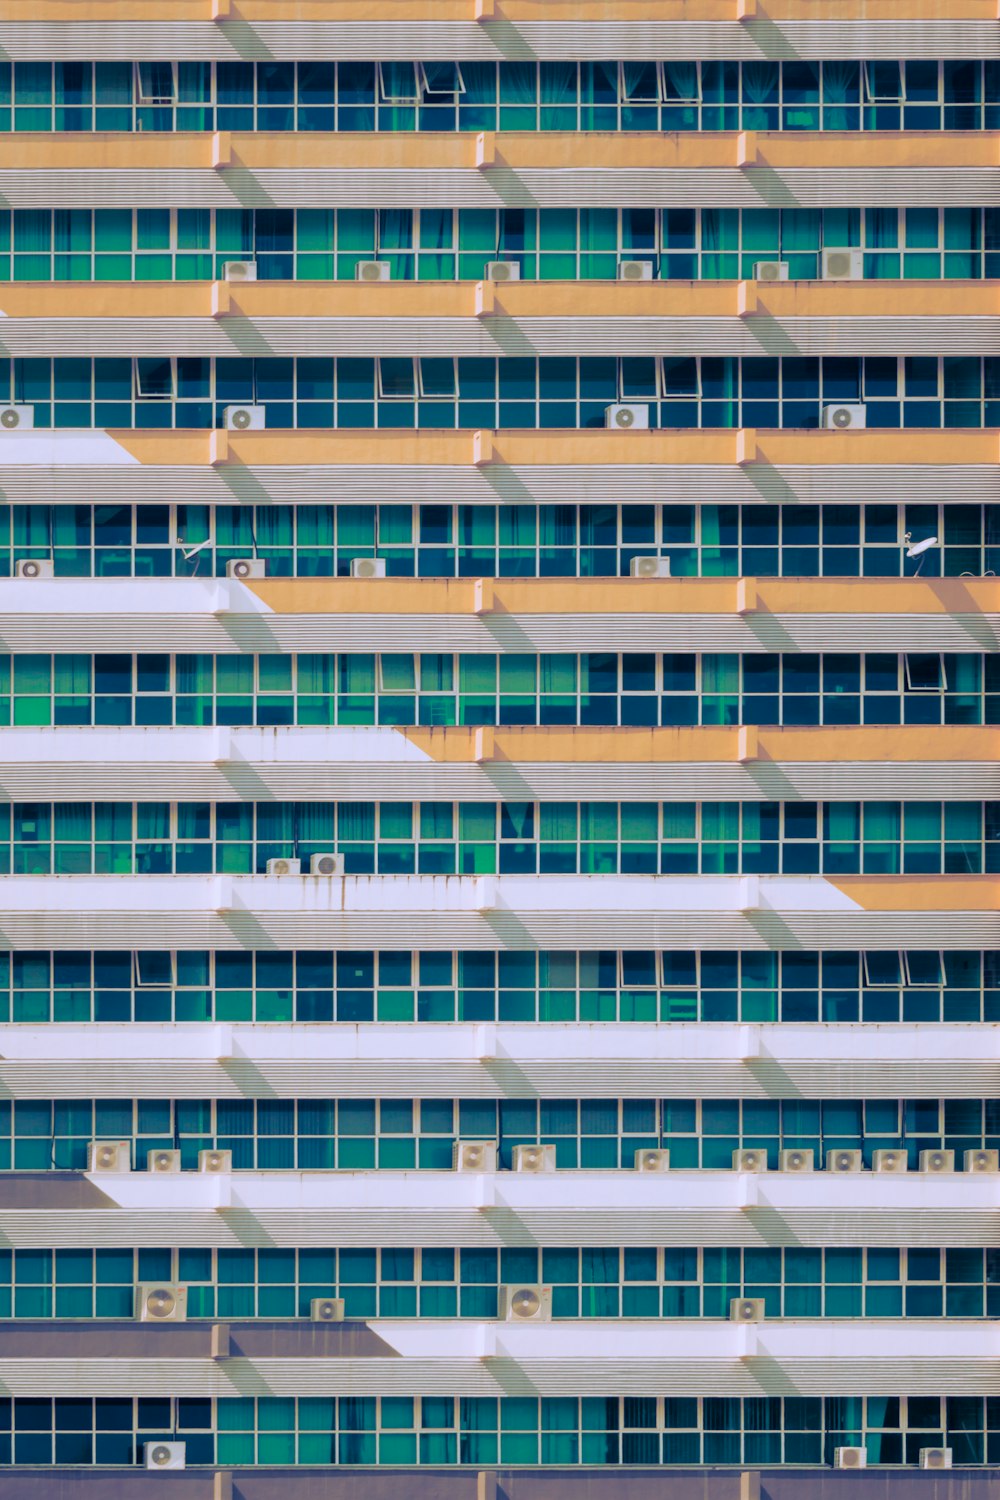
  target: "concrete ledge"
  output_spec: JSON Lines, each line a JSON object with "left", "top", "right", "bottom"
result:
{"left": 0, "top": 1472, "right": 998, "bottom": 1499}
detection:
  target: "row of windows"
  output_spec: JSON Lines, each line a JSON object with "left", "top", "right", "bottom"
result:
{"left": 5, "top": 355, "right": 999, "bottom": 431}
{"left": 2, "top": 1246, "right": 996, "bottom": 1323}
{"left": 0, "top": 1394, "right": 994, "bottom": 1468}
{"left": 3, "top": 949, "right": 996, "bottom": 1024}
{"left": 2, "top": 800, "right": 994, "bottom": 877}
{"left": 1, "top": 58, "right": 996, "bottom": 134}
{"left": 4, "top": 1095, "right": 994, "bottom": 1172}
{"left": 5, "top": 502, "right": 997, "bottom": 581}
{"left": 2, "top": 652, "right": 992, "bottom": 729}
{"left": 3, "top": 207, "right": 994, "bottom": 284}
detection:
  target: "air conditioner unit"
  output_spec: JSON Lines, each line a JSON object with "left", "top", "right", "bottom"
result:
{"left": 822, "top": 247, "right": 863, "bottom": 281}
{"left": 605, "top": 403, "right": 649, "bottom": 431}
{"left": 0, "top": 405, "right": 33, "bottom": 431}
{"left": 512, "top": 1144, "right": 556, "bottom": 1174}
{"left": 454, "top": 1140, "right": 498, "bottom": 1173}
{"left": 351, "top": 557, "right": 387, "bottom": 579}
{"left": 827, "top": 1149, "right": 864, "bottom": 1173}
{"left": 500, "top": 1285, "right": 553, "bottom": 1323}
{"left": 966, "top": 1148, "right": 999, "bottom": 1173}
{"left": 137, "top": 1284, "right": 188, "bottom": 1323}
{"left": 730, "top": 1298, "right": 765, "bottom": 1323}
{"left": 15, "top": 559, "right": 54, "bottom": 579}
{"left": 873, "top": 1148, "right": 908, "bottom": 1174}
{"left": 619, "top": 260, "right": 654, "bottom": 282}
{"left": 310, "top": 1297, "right": 346, "bottom": 1323}
{"left": 356, "top": 261, "right": 390, "bottom": 282}
{"left": 222, "top": 260, "right": 257, "bottom": 282}
{"left": 780, "top": 1148, "right": 814, "bottom": 1173}
{"left": 630, "top": 556, "right": 671, "bottom": 579}
{"left": 919, "top": 1148, "right": 955, "bottom": 1174}
{"left": 147, "top": 1149, "right": 181, "bottom": 1174}
{"left": 224, "top": 404, "right": 265, "bottom": 431}
{"left": 266, "top": 857, "right": 301, "bottom": 876}
{"left": 754, "top": 260, "right": 789, "bottom": 282}
{"left": 145, "top": 1442, "right": 186, "bottom": 1471}
{"left": 733, "top": 1148, "right": 767, "bottom": 1173}
{"left": 634, "top": 1148, "right": 670, "bottom": 1173}
{"left": 822, "top": 403, "right": 866, "bottom": 430}
{"left": 198, "top": 1149, "right": 232, "bottom": 1174}
{"left": 920, "top": 1448, "right": 953, "bottom": 1470}
{"left": 309, "top": 852, "right": 345, "bottom": 877}
{"left": 834, "top": 1447, "right": 867, "bottom": 1470}
{"left": 485, "top": 260, "right": 520, "bottom": 283}
{"left": 88, "top": 1141, "right": 131, "bottom": 1174}
{"left": 226, "top": 558, "right": 266, "bottom": 580}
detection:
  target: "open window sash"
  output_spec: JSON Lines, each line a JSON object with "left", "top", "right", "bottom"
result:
{"left": 862, "top": 951, "right": 903, "bottom": 987}
{"left": 904, "top": 653, "right": 946, "bottom": 692}
{"left": 418, "top": 61, "right": 466, "bottom": 99}
{"left": 662, "top": 61, "right": 701, "bottom": 105}
{"left": 136, "top": 62, "right": 177, "bottom": 105}
{"left": 377, "top": 653, "right": 416, "bottom": 692}
{"left": 619, "top": 356, "right": 661, "bottom": 402}
{"left": 377, "top": 358, "right": 417, "bottom": 400}
{"left": 378, "top": 62, "right": 420, "bottom": 103}
{"left": 135, "top": 358, "right": 175, "bottom": 401}
{"left": 418, "top": 358, "right": 457, "bottom": 399}
{"left": 660, "top": 356, "right": 701, "bottom": 399}
{"left": 902, "top": 951, "right": 943, "bottom": 987}
{"left": 863, "top": 62, "right": 903, "bottom": 103}
{"left": 134, "top": 951, "right": 177, "bottom": 987}
{"left": 619, "top": 61, "right": 663, "bottom": 104}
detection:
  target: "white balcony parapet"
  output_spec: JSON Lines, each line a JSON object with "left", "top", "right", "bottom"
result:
{"left": 0, "top": 1319, "right": 992, "bottom": 1400}
{"left": 0, "top": 874, "right": 991, "bottom": 950}
{"left": 0, "top": 725, "right": 991, "bottom": 803}
{"left": 0, "top": 1170, "right": 994, "bottom": 1251}
{"left": 0, "top": 574, "right": 995, "bottom": 655}
{"left": 0, "top": 1023, "right": 994, "bottom": 1100}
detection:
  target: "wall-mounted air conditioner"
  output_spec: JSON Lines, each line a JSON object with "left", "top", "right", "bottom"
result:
{"left": 733, "top": 1148, "right": 767, "bottom": 1173}
{"left": 634, "top": 1148, "right": 670, "bottom": 1173}
{"left": 512, "top": 1144, "right": 556, "bottom": 1173}
{"left": 822, "top": 404, "right": 865, "bottom": 430}
{"left": 226, "top": 558, "right": 266, "bottom": 579}
{"left": 500, "top": 1285, "right": 553, "bottom": 1322}
{"left": 88, "top": 1141, "right": 131, "bottom": 1174}
{"left": 137, "top": 1284, "right": 188, "bottom": 1323}
{"left": 224, "top": 405, "right": 265, "bottom": 430}
{"left": 605, "top": 404, "right": 649, "bottom": 430}
{"left": 630, "top": 556, "right": 671, "bottom": 578}
{"left": 454, "top": 1141, "right": 498, "bottom": 1172}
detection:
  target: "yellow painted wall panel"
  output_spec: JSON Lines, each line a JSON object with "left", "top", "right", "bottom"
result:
{"left": 400, "top": 724, "right": 1000, "bottom": 764}
{"left": 7, "top": 1, "right": 995, "bottom": 20}
{"left": 246, "top": 575, "right": 1000, "bottom": 616}
{"left": 832, "top": 877, "right": 1000, "bottom": 912}
{"left": 10, "top": 131, "right": 997, "bottom": 174}
{"left": 109, "top": 428, "right": 1000, "bottom": 469}
{"left": 247, "top": 575, "right": 1000, "bottom": 617}
{"left": 1, "top": 281, "right": 996, "bottom": 321}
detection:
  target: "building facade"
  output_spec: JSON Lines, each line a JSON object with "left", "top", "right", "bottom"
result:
{"left": 0, "top": 0, "right": 997, "bottom": 1496}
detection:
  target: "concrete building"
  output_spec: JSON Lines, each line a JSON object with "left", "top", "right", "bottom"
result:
{"left": 0, "top": 0, "right": 996, "bottom": 1495}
